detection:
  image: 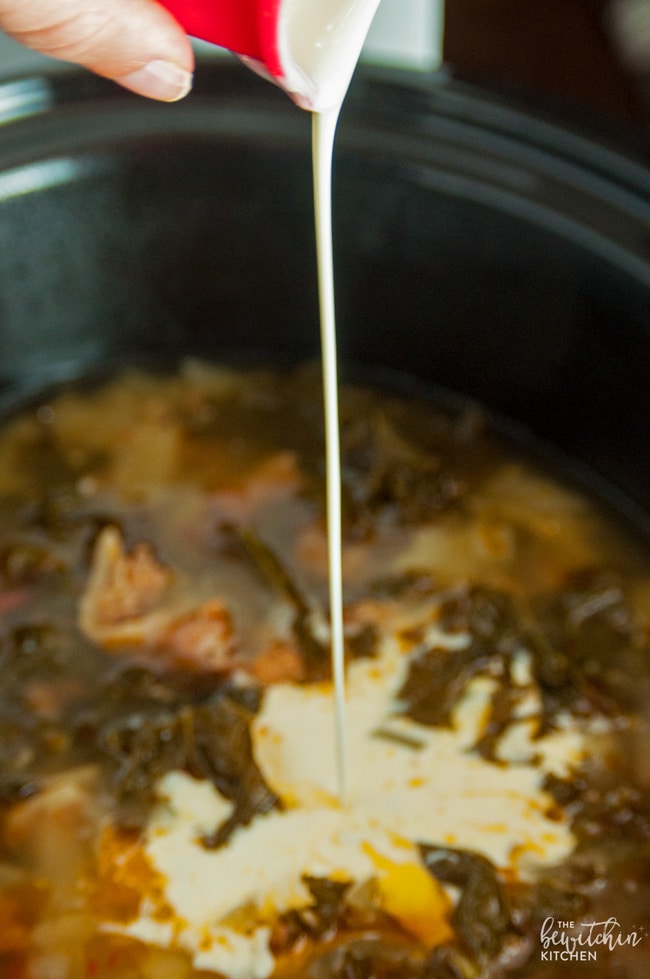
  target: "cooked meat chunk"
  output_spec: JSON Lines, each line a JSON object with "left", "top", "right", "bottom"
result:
{"left": 79, "top": 527, "right": 238, "bottom": 673}
{"left": 158, "top": 599, "right": 236, "bottom": 672}
{"left": 79, "top": 526, "right": 172, "bottom": 642}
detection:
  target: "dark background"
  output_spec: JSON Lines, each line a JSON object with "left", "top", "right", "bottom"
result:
{"left": 443, "top": 0, "right": 650, "bottom": 125}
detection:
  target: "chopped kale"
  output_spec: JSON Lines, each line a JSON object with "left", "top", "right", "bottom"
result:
{"left": 345, "top": 621, "right": 380, "bottom": 660}
{"left": 303, "top": 876, "right": 351, "bottom": 930}
{"left": 531, "top": 569, "right": 648, "bottom": 719}
{"left": 95, "top": 688, "right": 279, "bottom": 838}
{"left": 471, "top": 674, "right": 525, "bottom": 763}
{"left": 338, "top": 406, "right": 465, "bottom": 535}
{"left": 273, "top": 877, "right": 352, "bottom": 952}
{"left": 398, "top": 578, "right": 650, "bottom": 756}
{"left": 420, "top": 846, "right": 512, "bottom": 962}
{"left": 397, "top": 641, "right": 490, "bottom": 728}
{"left": 221, "top": 522, "right": 330, "bottom": 676}
{"left": 397, "top": 587, "right": 522, "bottom": 730}
{"left": 544, "top": 768, "right": 650, "bottom": 843}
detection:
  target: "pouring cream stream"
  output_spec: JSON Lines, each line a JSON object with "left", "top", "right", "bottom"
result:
{"left": 312, "top": 107, "right": 348, "bottom": 800}
{"left": 276, "top": 0, "right": 383, "bottom": 800}
{"left": 163, "top": 0, "right": 383, "bottom": 800}
{"left": 235, "top": 0, "right": 384, "bottom": 798}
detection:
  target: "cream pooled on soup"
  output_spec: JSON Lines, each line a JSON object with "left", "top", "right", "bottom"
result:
{"left": 112, "top": 638, "right": 582, "bottom": 978}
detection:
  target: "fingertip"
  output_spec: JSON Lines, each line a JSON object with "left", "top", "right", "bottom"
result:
{"left": 117, "top": 59, "right": 194, "bottom": 100}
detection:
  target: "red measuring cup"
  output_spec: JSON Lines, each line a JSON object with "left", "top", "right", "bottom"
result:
{"left": 158, "top": 0, "right": 381, "bottom": 111}
{"left": 159, "top": 0, "right": 285, "bottom": 84}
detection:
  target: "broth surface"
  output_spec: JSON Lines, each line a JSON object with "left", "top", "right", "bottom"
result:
{"left": 0, "top": 361, "right": 649, "bottom": 978}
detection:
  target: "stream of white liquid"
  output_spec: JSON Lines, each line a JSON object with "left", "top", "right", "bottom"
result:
{"left": 312, "top": 107, "right": 348, "bottom": 802}
{"left": 275, "top": 0, "right": 383, "bottom": 803}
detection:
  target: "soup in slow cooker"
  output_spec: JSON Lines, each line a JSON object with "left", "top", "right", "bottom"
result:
{"left": 0, "top": 361, "right": 649, "bottom": 979}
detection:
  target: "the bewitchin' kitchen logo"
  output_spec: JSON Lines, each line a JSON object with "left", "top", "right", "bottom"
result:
{"left": 540, "top": 916, "right": 646, "bottom": 962}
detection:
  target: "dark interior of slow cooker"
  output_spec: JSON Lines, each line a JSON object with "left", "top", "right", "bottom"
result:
{"left": 0, "top": 63, "right": 649, "bottom": 524}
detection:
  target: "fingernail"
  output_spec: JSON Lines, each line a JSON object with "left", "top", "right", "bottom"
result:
{"left": 118, "top": 60, "right": 193, "bottom": 101}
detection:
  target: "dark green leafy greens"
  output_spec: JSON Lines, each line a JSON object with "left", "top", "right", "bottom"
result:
{"left": 420, "top": 847, "right": 513, "bottom": 963}
{"left": 397, "top": 574, "right": 650, "bottom": 752}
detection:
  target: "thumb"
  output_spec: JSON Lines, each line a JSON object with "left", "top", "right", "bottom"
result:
{"left": 0, "top": 0, "right": 194, "bottom": 101}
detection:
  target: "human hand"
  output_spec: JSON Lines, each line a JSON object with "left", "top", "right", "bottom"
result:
{"left": 0, "top": 0, "right": 194, "bottom": 101}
